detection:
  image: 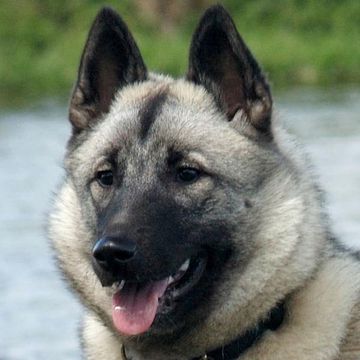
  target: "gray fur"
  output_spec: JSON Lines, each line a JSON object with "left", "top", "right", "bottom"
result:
{"left": 48, "top": 5, "right": 360, "bottom": 360}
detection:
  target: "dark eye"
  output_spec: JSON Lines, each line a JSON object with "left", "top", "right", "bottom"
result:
{"left": 96, "top": 170, "right": 113, "bottom": 187}
{"left": 177, "top": 167, "right": 200, "bottom": 183}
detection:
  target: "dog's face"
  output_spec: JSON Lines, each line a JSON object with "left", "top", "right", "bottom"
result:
{"left": 66, "top": 80, "right": 274, "bottom": 337}
{"left": 50, "top": 6, "right": 322, "bottom": 350}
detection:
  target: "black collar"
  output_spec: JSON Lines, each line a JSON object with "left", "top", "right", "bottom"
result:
{"left": 191, "top": 302, "right": 285, "bottom": 360}
{"left": 121, "top": 302, "right": 285, "bottom": 360}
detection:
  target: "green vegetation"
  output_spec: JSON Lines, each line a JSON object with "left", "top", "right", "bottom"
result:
{"left": 1, "top": 0, "right": 360, "bottom": 107}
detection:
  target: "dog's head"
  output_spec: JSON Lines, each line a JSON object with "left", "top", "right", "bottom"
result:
{"left": 50, "top": 5, "right": 324, "bottom": 353}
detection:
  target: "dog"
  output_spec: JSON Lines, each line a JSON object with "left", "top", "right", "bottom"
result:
{"left": 48, "top": 5, "right": 360, "bottom": 360}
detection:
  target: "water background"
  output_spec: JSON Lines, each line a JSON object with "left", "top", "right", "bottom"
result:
{"left": 0, "top": 88, "right": 359, "bottom": 359}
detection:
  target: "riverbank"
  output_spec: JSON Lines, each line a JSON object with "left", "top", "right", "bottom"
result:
{"left": 1, "top": 0, "right": 359, "bottom": 107}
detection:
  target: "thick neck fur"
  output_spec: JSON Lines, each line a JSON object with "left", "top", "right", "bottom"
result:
{"left": 49, "top": 79, "right": 360, "bottom": 360}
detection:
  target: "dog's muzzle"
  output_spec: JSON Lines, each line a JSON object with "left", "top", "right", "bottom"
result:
{"left": 91, "top": 235, "right": 207, "bottom": 336}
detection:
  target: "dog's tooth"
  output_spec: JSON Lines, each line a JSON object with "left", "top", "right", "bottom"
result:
{"left": 110, "top": 280, "right": 125, "bottom": 294}
{"left": 118, "top": 280, "right": 125, "bottom": 291}
{"left": 111, "top": 282, "right": 119, "bottom": 292}
{"left": 179, "top": 259, "right": 190, "bottom": 272}
{"left": 168, "top": 276, "right": 175, "bottom": 284}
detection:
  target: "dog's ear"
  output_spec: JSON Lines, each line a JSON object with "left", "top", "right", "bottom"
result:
{"left": 187, "top": 5, "right": 272, "bottom": 134}
{"left": 69, "top": 7, "right": 147, "bottom": 134}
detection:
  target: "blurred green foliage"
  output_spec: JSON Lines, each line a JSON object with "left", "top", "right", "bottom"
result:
{"left": 1, "top": 0, "right": 360, "bottom": 107}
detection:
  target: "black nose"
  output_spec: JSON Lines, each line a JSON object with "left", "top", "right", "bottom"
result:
{"left": 92, "top": 236, "right": 137, "bottom": 270}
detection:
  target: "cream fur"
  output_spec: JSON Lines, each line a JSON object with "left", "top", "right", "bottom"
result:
{"left": 82, "top": 314, "right": 123, "bottom": 360}
{"left": 241, "top": 257, "right": 360, "bottom": 360}
{"left": 49, "top": 76, "right": 360, "bottom": 360}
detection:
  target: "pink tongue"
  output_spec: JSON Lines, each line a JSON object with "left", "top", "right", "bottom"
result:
{"left": 112, "top": 279, "right": 169, "bottom": 335}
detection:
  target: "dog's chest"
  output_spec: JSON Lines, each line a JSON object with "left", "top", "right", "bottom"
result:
{"left": 338, "top": 301, "right": 360, "bottom": 360}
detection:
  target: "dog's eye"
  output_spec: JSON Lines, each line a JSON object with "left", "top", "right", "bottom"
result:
{"left": 177, "top": 167, "right": 200, "bottom": 183}
{"left": 96, "top": 170, "right": 113, "bottom": 187}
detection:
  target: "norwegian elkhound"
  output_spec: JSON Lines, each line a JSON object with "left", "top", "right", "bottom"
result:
{"left": 49, "top": 5, "right": 360, "bottom": 360}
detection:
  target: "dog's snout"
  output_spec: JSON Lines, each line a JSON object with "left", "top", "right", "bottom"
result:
{"left": 92, "top": 236, "right": 137, "bottom": 269}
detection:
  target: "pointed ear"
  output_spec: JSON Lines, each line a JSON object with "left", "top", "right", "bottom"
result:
{"left": 69, "top": 7, "right": 147, "bottom": 133}
{"left": 187, "top": 5, "right": 272, "bottom": 134}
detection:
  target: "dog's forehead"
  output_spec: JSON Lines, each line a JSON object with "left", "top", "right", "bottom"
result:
{"left": 113, "top": 76, "right": 215, "bottom": 111}
{"left": 92, "top": 80, "right": 232, "bottom": 143}
{"left": 75, "top": 78, "right": 251, "bottom": 171}
{"left": 111, "top": 78, "right": 221, "bottom": 136}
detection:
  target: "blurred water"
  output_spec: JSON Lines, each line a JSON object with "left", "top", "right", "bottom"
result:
{"left": 0, "top": 89, "right": 359, "bottom": 359}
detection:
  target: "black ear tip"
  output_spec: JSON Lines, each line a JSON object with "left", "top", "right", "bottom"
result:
{"left": 94, "top": 6, "right": 122, "bottom": 25}
{"left": 201, "top": 4, "right": 232, "bottom": 21}
{"left": 97, "top": 6, "right": 119, "bottom": 18}
{"left": 90, "top": 6, "right": 132, "bottom": 35}
{"left": 194, "top": 4, "right": 236, "bottom": 35}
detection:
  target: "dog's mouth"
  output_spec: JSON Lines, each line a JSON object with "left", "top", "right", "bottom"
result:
{"left": 110, "top": 255, "right": 207, "bottom": 336}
